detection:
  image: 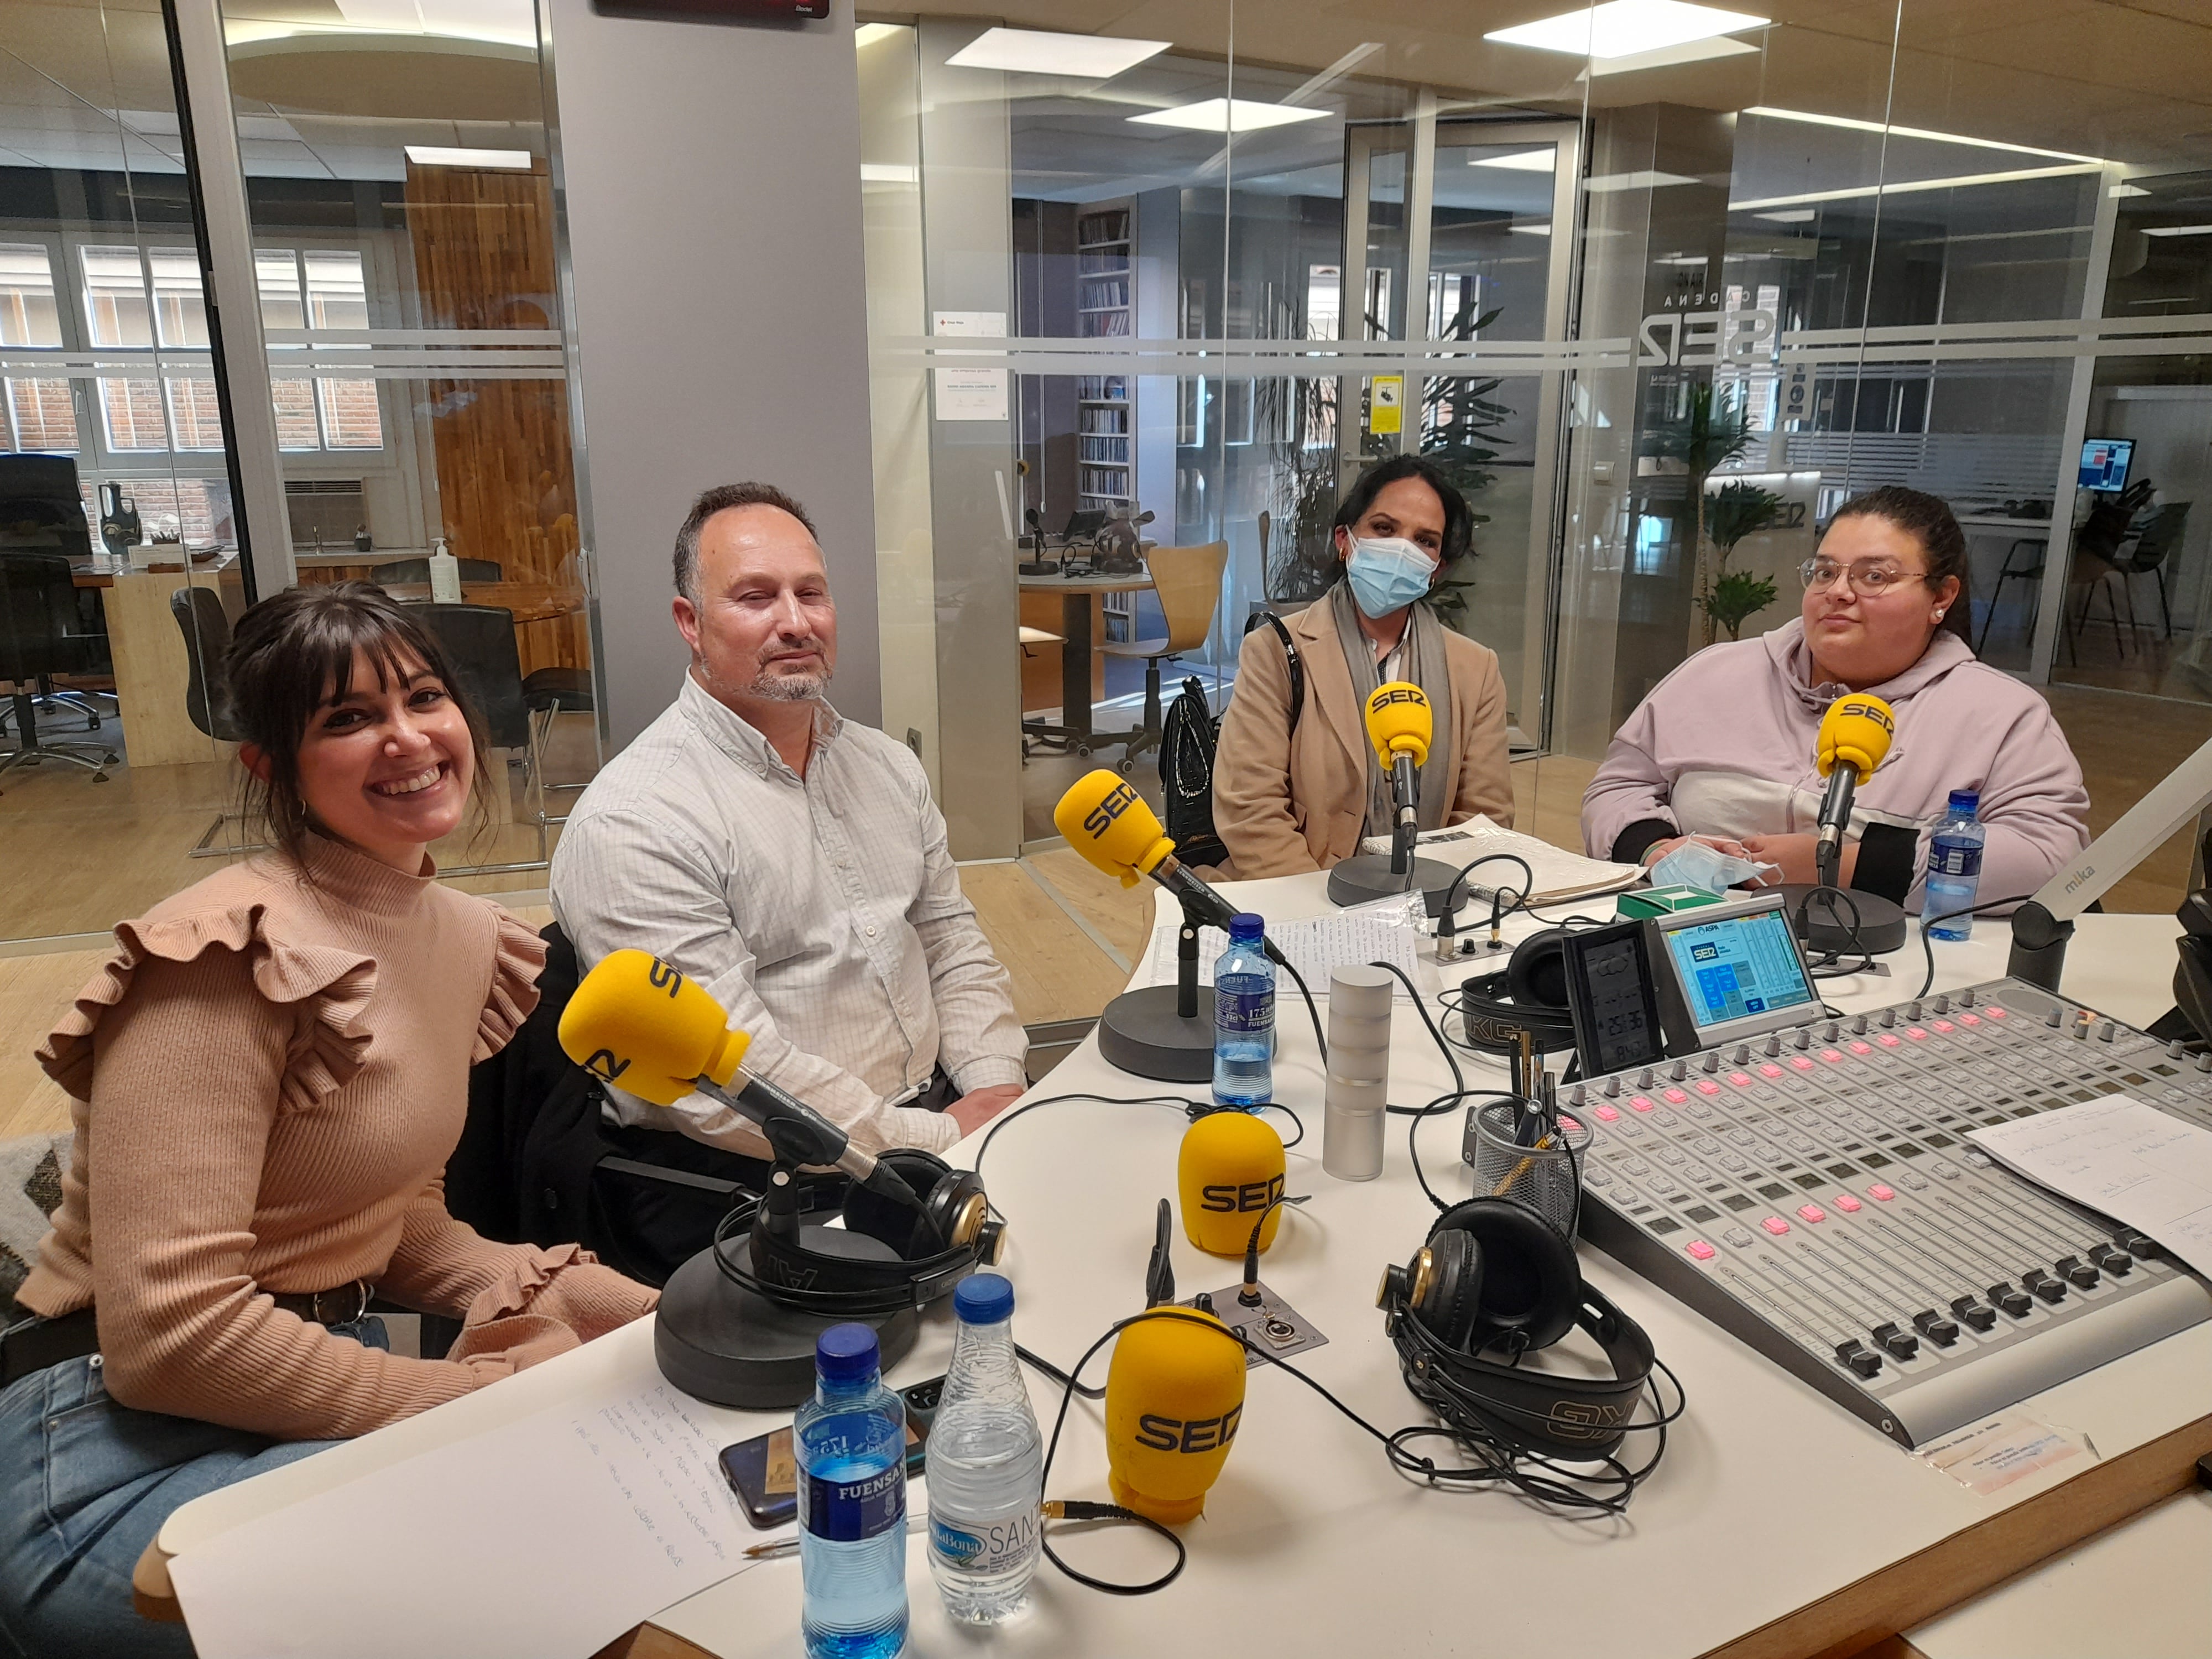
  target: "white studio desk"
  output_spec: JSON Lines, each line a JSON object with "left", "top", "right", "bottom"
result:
{"left": 159, "top": 879, "right": 2212, "bottom": 1659}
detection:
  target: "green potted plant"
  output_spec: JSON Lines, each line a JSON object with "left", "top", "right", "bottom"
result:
{"left": 1697, "top": 479, "right": 1783, "bottom": 640}
{"left": 1651, "top": 383, "right": 1756, "bottom": 645}
{"left": 1704, "top": 569, "right": 1781, "bottom": 642}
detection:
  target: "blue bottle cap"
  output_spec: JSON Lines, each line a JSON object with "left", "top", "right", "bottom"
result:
{"left": 1948, "top": 789, "right": 1979, "bottom": 815}
{"left": 816, "top": 1322, "right": 880, "bottom": 1384}
{"left": 953, "top": 1271, "right": 1015, "bottom": 1324}
{"left": 1229, "top": 912, "right": 1265, "bottom": 943}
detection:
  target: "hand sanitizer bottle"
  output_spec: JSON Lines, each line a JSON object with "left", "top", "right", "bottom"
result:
{"left": 429, "top": 536, "right": 462, "bottom": 603}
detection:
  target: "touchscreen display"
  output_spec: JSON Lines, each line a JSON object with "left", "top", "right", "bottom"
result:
{"left": 1663, "top": 909, "right": 1815, "bottom": 1029}
{"left": 1577, "top": 932, "right": 1658, "bottom": 1074}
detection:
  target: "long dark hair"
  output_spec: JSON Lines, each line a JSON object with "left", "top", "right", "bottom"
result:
{"left": 223, "top": 581, "right": 491, "bottom": 866}
{"left": 1321, "top": 455, "right": 1477, "bottom": 591}
{"left": 1826, "top": 484, "right": 1974, "bottom": 650}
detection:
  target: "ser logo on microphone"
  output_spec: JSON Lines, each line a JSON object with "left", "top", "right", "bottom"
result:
{"left": 1199, "top": 1174, "right": 1285, "bottom": 1214}
{"left": 1369, "top": 686, "right": 1426, "bottom": 709}
{"left": 1134, "top": 1404, "right": 1244, "bottom": 1454}
{"left": 581, "top": 1048, "right": 630, "bottom": 1083}
{"left": 648, "top": 958, "right": 685, "bottom": 997}
{"left": 1083, "top": 780, "right": 1141, "bottom": 839}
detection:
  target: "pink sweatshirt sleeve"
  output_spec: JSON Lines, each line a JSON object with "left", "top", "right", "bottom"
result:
{"left": 1581, "top": 693, "right": 1680, "bottom": 859}
{"left": 1918, "top": 690, "right": 2089, "bottom": 910}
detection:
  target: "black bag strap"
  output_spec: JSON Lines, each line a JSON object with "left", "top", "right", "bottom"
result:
{"left": 1244, "top": 609, "right": 1303, "bottom": 737}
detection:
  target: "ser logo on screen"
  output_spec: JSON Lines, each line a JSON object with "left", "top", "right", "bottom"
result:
{"left": 1083, "top": 781, "right": 1141, "bottom": 838}
{"left": 1691, "top": 943, "right": 1719, "bottom": 962}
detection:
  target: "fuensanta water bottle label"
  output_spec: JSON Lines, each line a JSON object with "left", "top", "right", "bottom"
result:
{"left": 930, "top": 1511, "right": 1037, "bottom": 1573}
{"left": 1929, "top": 840, "right": 1981, "bottom": 879}
{"left": 1215, "top": 989, "right": 1274, "bottom": 1036}
{"left": 802, "top": 1463, "right": 905, "bottom": 1542}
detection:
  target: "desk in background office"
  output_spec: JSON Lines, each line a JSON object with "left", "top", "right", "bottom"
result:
{"left": 155, "top": 884, "right": 2212, "bottom": 1659}
{"left": 1018, "top": 573, "right": 1155, "bottom": 749}
{"left": 68, "top": 551, "right": 244, "bottom": 768}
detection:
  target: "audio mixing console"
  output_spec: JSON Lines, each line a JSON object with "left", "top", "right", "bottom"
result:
{"left": 1570, "top": 978, "right": 2212, "bottom": 1447}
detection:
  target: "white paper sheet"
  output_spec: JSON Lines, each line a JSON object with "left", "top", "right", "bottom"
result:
{"left": 1358, "top": 815, "right": 1641, "bottom": 905}
{"left": 169, "top": 1378, "right": 752, "bottom": 1659}
{"left": 1139, "top": 910, "right": 1422, "bottom": 1000}
{"left": 1965, "top": 1096, "right": 2212, "bottom": 1280}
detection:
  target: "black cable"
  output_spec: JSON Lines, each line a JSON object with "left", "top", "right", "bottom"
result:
{"left": 1436, "top": 853, "right": 1535, "bottom": 925}
{"left": 1275, "top": 952, "right": 1328, "bottom": 1064}
{"left": 969, "top": 1092, "right": 1305, "bottom": 1213}
{"left": 1794, "top": 885, "right": 1877, "bottom": 980}
{"left": 1915, "top": 892, "right": 2038, "bottom": 1000}
{"left": 1366, "top": 959, "right": 1465, "bottom": 1103}
{"left": 1017, "top": 1343, "right": 1104, "bottom": 1400}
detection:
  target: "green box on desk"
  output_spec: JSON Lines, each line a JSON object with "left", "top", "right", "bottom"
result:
{"left": 1617, "top": 884, "right": 1727, "bottom": 920}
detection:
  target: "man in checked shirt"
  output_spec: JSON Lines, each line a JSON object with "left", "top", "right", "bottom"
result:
{"left": 551, "top": 481, "right": 1026, "bottom": 1274}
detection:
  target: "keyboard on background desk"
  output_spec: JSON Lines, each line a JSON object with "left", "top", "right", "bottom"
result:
{"left": 1571, "top": 979, "right": 2212, "bottom": 1448}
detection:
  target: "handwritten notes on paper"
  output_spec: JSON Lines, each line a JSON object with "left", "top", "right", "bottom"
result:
{"left": 1140, "top": 909, "right": 1424, "bottom": 1001}
{"left": 1966, "top": 1096, "right": 2212, "bottom": 1280}
{"left": 170, "top": 1378, "right": 749, "bottom": 1659}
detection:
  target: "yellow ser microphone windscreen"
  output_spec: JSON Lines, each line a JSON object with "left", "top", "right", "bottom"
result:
{"left": 1178, "top": 1112, "right": 1287, "bottom": 1257}
{"left": 557, "top": 949, "right": 751, "bottom": 1107}
{"left": 1364, "top": 681, "right": 1432, "bottom": 769}
{"left": 1105, "top": 1307, "right": 1247, "bottom": 1525}
{"left": 1053, "top": 769, "right": 1177, "bottom": 889}
{"left": 1815, "top": 693, "right": 1896, "bottom": 786}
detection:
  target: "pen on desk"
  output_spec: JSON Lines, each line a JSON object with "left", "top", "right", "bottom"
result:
{"left": 744, "top": 1514, "right": 927, "bottom": 1561}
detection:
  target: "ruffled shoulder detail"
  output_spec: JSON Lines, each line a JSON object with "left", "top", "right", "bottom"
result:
{"left": 36, "top": 898, "right": 378, "bottom": 1110}
{"left": 473, "top": 907, "right": 547, "bottom": 1062}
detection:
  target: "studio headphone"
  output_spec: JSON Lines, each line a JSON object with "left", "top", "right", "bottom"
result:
{"left": 712, "top": 1149, "right": 1006, "bottom": 1316}
{"left": 1376, "top": 1197, "right": 1655, "bottom": 1461}
{"left": 1454, "top": 927, "right": 1579, "bottom": 1056}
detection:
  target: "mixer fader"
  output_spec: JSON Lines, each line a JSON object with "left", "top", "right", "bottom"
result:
{"left": 1572, "top": 978, "right": 2212, "bottom": 1447}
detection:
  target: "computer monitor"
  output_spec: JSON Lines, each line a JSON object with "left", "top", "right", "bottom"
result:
{"left": 1650, "top": 891, "right": 1819, "bottom": 1052}
{"left": 0, "top": 454, "right": 90, "bottom": 559}
{"left": 2078, "top": 438, "right": 2134, "bottom": 494}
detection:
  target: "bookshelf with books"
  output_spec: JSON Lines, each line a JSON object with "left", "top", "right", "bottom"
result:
{"left": 1076, "top": 203, "right": 1134, "bottom": 511}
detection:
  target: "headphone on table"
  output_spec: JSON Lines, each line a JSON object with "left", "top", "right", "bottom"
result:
{"left": 711, "top": 1149, "right": 1006, "bottom": 1317}
{"left": 1454, "top": 927, "right": 1578, "bottom": 1056}
{"left": 1376, "top": 1196, "right": 1656, "bottom": 1462}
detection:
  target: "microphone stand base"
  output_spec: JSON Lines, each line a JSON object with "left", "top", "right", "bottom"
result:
{"left": 1098, "top": 982, "right": 1219, "bottom": 1083}
{"left": 654, "top": 1230, "right": 917, "bottom": 1410}
{"left": 1780, "top": 884, "right": 1908, "bottom": 957}
{"left": 1327, "top": 854, "right": 1465, "bottom": 919}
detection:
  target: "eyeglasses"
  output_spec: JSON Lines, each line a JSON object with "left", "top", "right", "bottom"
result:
{"left": 1796, "top": 557, "right": 1933, "bottom": 598}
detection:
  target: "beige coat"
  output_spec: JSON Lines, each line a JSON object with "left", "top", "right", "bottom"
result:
{"left": 1211, "top": 598, "right": 1515, "bottom": 877}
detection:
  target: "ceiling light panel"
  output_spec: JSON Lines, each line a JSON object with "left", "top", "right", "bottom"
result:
{"left": 1474, "top": 149, "right": 1558, "bottom": 171}
{"left": 2142, "top": 224, "right": 2212, "bottom": 238}
{"left": 405, "top": 145, "right": 531, "bottom": 169}
{"left": 948, "top": 28, "right": 1169, "bottom": 78}
{"left": 1128, "top": 99, "right": 1329, "bottom": 134}
{"left": 1485, "top": 2, "right": 1767, "bottom": 60}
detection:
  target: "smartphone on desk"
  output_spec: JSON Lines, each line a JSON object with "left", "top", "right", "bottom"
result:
{"left": 719, "top": 1374, "right": 942, "bottom": 1529}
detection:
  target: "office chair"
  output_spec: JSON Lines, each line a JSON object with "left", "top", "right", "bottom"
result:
{"left": 521, "top": 663, "right": 593, "bottom": 820}
{"left": 0, "top": 552, "right": 118, "bottom": 790}
{"left": 373, "top": 556, "right": 503, "bottom": 585}
{"left": 170, "top": 585, "right": 270, "bottom": 857}
{"left": 412, "top": 602, "right": 549, "bottom": 873}
{"left": 1098, "top": 540, "right": 1227, "bottom": 774}
{"left": 2103, "top": 502, "right": 2189, "bottom": 641}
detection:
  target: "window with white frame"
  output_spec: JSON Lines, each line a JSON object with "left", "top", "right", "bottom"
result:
{"left": 0, "top": 243, "right": 75, "bottom": 452}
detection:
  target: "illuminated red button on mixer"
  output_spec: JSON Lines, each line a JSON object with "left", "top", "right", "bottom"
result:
{"left": 1760, "top": 1216, "right": 1792, "bottom": 1235}
{"left": 1867, "top": 1183, "right": 1896, "bottom": 1201}
{"left": 1685, "top": 1240, "right": 1717, "bottom": 1261}
{"left": 1594, "top": 1105, "right": 1620, "bottom": 1122}
{"left": 1833, "top": 1194, "right": 1863, "bottom": 1213}
{"left": 1629, "top": 1096, "right": 1656, "bottom": 1113}
{"left": 1796, "top": 1204, "right": 1827, "bottom": 1223}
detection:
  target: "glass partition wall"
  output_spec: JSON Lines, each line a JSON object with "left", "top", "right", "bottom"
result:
{"left": 0, "top": 0, "right": 599, "bottom": 943}
{"left": 860, "top": 3, "right": 2212, "bottom": 861}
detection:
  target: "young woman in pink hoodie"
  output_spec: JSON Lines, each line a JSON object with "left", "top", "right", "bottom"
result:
{"left": 1582, "top": 486, "right": 2089, "bottom": 910}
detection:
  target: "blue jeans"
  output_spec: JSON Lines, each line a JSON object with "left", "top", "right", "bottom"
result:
{"left": 0, "top": 1318, "right": 385, "bottom": 1659}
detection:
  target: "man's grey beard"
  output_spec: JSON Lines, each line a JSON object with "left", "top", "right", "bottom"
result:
{"left": 745, "top": 643, "right": 832, "bottom": 702}
{"left": 748, "top": 664, "right": 831, "bottom": 702}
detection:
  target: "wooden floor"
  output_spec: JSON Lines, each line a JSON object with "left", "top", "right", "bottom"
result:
{"left": 0, "top": 696, "right": 2198, "bottom": 1144}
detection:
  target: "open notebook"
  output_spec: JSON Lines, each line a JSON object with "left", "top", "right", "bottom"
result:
{"left": 1358, "top": 815, "right": 1642, "bottom": 906}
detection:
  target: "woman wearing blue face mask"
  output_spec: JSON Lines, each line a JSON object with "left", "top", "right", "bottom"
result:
{"left": 1212, "top": 455, "right": 1514, "bottom": 877}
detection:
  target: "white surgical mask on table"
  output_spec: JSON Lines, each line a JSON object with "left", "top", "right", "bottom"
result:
{"left": 1344, "top": 536, "right": 1438, "bottom": 619}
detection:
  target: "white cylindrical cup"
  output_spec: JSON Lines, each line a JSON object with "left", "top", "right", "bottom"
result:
{"left": 1324, "top": 966, "right": 1393, "bottom": 1181}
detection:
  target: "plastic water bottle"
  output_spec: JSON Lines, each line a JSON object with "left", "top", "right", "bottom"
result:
{"left": 1923, "top": 790, "right": 1985, "bottom": 942}
{"left": 1212, "top": 911, "right": 1275, "bottom": 1107}
{"left": 796, "top": 1324, "right": 909, "bottom": 1659}
{"left": 926, "top": 1274, "right": 1042, "bottom": 1624}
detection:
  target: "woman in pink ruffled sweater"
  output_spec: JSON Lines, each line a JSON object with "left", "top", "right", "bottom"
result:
{"left": 0, "top": 582, "right": 659, "bottom": 1656}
